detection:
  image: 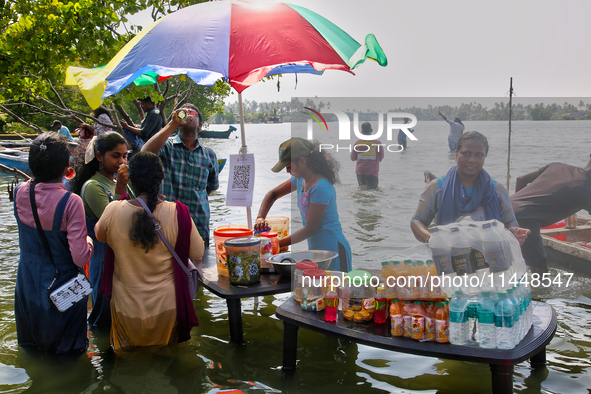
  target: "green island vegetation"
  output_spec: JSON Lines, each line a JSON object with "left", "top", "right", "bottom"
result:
{"left": 210, "top": 98, "right": 591, "bottom": 124}
{"left": 0, "top": 0, "right": 230, "bottom": 135}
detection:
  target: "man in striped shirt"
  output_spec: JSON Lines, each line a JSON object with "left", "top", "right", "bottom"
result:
{"left": 142, "top": 104, "right": 219, "bottom": 247}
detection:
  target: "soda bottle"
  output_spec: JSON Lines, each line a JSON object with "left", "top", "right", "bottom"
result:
{"left": 424, "top": 301, "right": 436, "bottom": 342}
{"left": 494, "top": 292, "right": 515, "bottom": 349}
{"left": 324, "top": 285, "right": 338, "bottom": 322}
{"left": 374, "top": 284, "right": 387, "bottom": 324}
{"left": 411, "top": 301, "right": 426, "bottom": 341}
{"left": 477, "top": 291, "right": 496, "bottom": 349}
{"left": 434, "top": 302, "right": 449, "bottom": 343}
{"left": 425, "top": 259, "right": 440, "bottom": 299}
{"left": 415, "top": 260, "right": 428, "bottom": 299}
{"left": 402, "top": 300, "right": 412, "bottom": 338}
{"left": 390, "top": 298, "right": 403, "bottom": 337}
{"left": 449, "top": 291, "right": 468, "bottom": 345}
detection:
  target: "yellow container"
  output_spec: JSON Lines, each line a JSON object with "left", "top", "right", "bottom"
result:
{"left": 213, "top": 226, "right": 253, "bottom": 276}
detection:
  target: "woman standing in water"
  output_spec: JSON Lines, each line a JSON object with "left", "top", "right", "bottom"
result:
{"left": 255, "top": 138, "right": 351, "bottom": 271}
{"left": 71, "top": 131, "right": 128, "bottom": 327}
{"left": 13, "top": 133, "right": 94, "bottom": 354}
{"left": 95, "top": 152, "right": 203, "bottom": 350}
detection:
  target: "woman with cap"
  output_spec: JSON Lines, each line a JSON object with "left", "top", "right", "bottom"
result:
{"left": 255, "top": 138, "right": 352, "bottom": 272}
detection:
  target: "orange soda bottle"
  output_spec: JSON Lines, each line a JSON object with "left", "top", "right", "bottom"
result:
{"left": 411, "top": 301, "right": 426, "bottom": 341}
{"left": 389, "top": 298, "right": 403, "bottom": 336}
{"left": 435, "top": 302, "right": 449, "bottom": 343}
{"left": 424, "top": 301, "right": 436, "bottom": 341}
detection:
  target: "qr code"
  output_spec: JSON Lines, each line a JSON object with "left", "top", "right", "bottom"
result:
{"left": 232, "top": 165, "right": 250, "bottom": 189}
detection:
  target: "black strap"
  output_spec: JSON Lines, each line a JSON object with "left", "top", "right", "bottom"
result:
{"left": 136, "top": 198, "right": 192, "bottom": 278}
{"left": 29, "top": 182, "right": 57, "bottom": 272}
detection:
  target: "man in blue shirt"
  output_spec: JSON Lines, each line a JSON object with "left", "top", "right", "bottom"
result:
{"left": 50, "top": 120, "right": 74, "bottom": 141}
{"left": 120, "top": 97, "right": 163, "bottom": 150}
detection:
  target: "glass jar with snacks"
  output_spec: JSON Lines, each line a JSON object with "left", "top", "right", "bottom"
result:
{"left": 301, "top": 269, "right": 326, "bottom": 311}
{"left": 341, "top": 270, "right": 375, "bottom": 323}
{"left": 293, "top": 260, "right": 318, "bottom": 302}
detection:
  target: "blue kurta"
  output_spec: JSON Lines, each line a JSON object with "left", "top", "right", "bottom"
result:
{"left": 292, "top": 177, "right": 352, "bottom": 271}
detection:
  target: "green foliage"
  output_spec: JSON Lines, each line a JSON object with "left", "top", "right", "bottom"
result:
{"left": 530, "top": 107, "right": 552, "bottom": 120}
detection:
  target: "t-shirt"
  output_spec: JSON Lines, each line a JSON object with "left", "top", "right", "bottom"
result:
{"left": 445, "top": 119, "right": 464, "bottom": 143}
{"left": 59, "top": 126, "right": 74, "bottom": 141}
{"left": 350, "top": 139, "right": 384, "bottom": 177}
{"left": 141, "top": 107, "right": 163, "bottom": 142}
{"left": 511, "top": 163, "right": 591, "bottom": 226}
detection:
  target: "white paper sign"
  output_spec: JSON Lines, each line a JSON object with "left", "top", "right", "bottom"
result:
{"left": 225, "top": 153, "right": 255, "bottom": 207}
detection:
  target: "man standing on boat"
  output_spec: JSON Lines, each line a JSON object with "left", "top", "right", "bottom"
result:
{"left": 50, "top": 120, "right": 74, "bottom": 141}
{"left": 437, "top": 112, "right": 464, "bottom": 151}
{"left": 142, "top": 103, "right": 219, "bottom": 247}
{"left": 511, "top": 155, "right": 591, "bottom": 274}
{"left": 120, "top": 97, "right": 163, "bottom": 150}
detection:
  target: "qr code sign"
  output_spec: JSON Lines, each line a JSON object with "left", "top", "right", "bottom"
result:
{"left": 232, "top": 165, "right": 251, "bottom": 189}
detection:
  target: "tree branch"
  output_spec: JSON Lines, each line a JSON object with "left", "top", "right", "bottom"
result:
{"left": 0, "top": 104, "right": 44, "bottom": 134}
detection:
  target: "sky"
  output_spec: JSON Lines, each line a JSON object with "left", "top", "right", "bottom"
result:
{"left": 130, "top": 0, "right": 591, "bottom": 104}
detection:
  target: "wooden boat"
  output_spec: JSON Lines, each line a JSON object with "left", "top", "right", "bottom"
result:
{"left": 0, "top": 148, "right": 30, "bottom": 173}
{"left": 541, "top": 216, "right": 591, "bottom": 275}
{"left": 198, "top": 125, "right": 236, "bottom": 139}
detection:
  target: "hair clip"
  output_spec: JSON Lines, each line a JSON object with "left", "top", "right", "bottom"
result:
{"left": 39, "top": 144, "right": 47, "bottom": 151}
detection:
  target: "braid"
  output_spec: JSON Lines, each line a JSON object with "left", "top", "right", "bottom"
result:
{"left": 127, "top": 152, "right": 165, "bottom": 252}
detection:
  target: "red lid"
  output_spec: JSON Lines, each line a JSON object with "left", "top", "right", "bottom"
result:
{"left": 295, "top": 261, "right": 318, "bottom": 271}
{"left": 302, "top": 268, "right": 326, "bottom": 278}
{"left": 260, "top": 231, "right": 278, "bottom": 238}
{"left": 213, "top": 227, "right": 253, "bottom": 237}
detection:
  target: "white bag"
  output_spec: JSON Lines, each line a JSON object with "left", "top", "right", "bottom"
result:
{"left": 49, "top": 273, "right": 93, "bottom": 312}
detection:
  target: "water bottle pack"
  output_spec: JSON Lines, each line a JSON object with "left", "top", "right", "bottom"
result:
{"left": 448, "top": 286, "right": 533, "bottom": 350}
{"left": 428, "top": 218, "right": 527, "bottom": 295}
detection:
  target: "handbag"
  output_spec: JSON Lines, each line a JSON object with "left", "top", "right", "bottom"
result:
{"left": 136, "top": 198, "right": 200, "bottom": 299}
{"left": 29, "top": 182, "right": 92, "bottom": 312}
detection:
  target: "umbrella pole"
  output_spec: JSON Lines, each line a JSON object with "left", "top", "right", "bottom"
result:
{"left": 237, "top": 92, "right": 253, "bottom": 229}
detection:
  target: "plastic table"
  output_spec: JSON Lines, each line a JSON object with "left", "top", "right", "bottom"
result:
{"left": 276, "top": 298, "right": 556, "bottom": 394}
{"left": 196, "top": 248, "right": 292, "bottom": 342}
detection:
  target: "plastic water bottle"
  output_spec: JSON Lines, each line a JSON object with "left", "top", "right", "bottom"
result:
{"left": 449, "top": 291, "right": 468, "bottom": 345}
{"left": 477, "top": 291, "right": 496, "bottom": 349}
{"left": 429, "top": 227, "right": 454, "bottom": 276}
{"left": 506, "top": 288, "right": 522, "bottom": 341}
{"left": 466, "top": 298, "right": 479, "bottom": 344}
{"left": 482, "top": 222, "right": 511, "bottom": 290}
{"left": 494, "top": 292, "right": 515, "bottom": 349}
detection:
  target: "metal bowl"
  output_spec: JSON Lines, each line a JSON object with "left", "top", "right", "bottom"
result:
{"left": 268, "top": 250, "right": 339, "bottom": 277}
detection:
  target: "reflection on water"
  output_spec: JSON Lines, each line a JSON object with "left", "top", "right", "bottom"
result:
{"left": 0, "top": 120, "right": 590, "bottom": 393}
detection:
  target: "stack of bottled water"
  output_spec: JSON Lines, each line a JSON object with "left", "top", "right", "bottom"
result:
{"left": 429, "top": 219, "right": 527, "bottom": 296}
{"left": 448, "top": 283, "right": 532, "bottom": 349}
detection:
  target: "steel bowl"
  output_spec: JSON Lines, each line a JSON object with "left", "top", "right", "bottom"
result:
{"left": 268, "top": 250, "right": 339, "bottom": 277}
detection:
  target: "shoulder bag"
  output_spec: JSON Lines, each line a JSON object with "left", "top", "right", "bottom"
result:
{"left": 29, "top": 182, "right": 92, "bottom": 312}
{"left": 136, "top": 198, "right": 200, "bottom": 299}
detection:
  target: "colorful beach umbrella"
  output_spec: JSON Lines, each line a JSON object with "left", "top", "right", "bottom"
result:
{"left": 66, "top": 0, "right": 388, "bottom": 110}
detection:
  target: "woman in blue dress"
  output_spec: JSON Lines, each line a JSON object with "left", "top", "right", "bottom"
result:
{"left": 255, "top": 138, "right": 352, "bottom": 272}
{"left": 13, "top": 133, "right": 94, "bottom": 354}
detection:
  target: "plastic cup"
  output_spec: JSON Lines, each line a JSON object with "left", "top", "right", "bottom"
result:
{"left": 213, "top": 226, "right": 253, "bottom": 276}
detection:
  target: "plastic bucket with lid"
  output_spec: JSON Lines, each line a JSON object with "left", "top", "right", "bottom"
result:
{"left": 225, "top": 236, "right": 261, "bottom": 285}
{"left": 266, "top": 216, "right": 290, "bottom": 251}
{"left": 213, "top": 226, "right": 253, "bottom": 276}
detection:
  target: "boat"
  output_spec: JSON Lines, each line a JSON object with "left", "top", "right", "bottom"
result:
{"left": 199, "top": 125, "right": 236, "bottom": 139}
{"left": 541, "top": 217, "right": 591, "bottom": 276}
{"left": 218, "top": 158, "right": 227, "bottom": 172}
{"left": 0, "top": 148, "right": 30, "bottom": 173}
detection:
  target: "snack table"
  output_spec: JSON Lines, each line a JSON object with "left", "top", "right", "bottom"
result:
{"left": 196, "top": 248, "right": 292, "bottom": 342}
{"left": 276, "top": 297, "right": 556, "bottom": 394}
